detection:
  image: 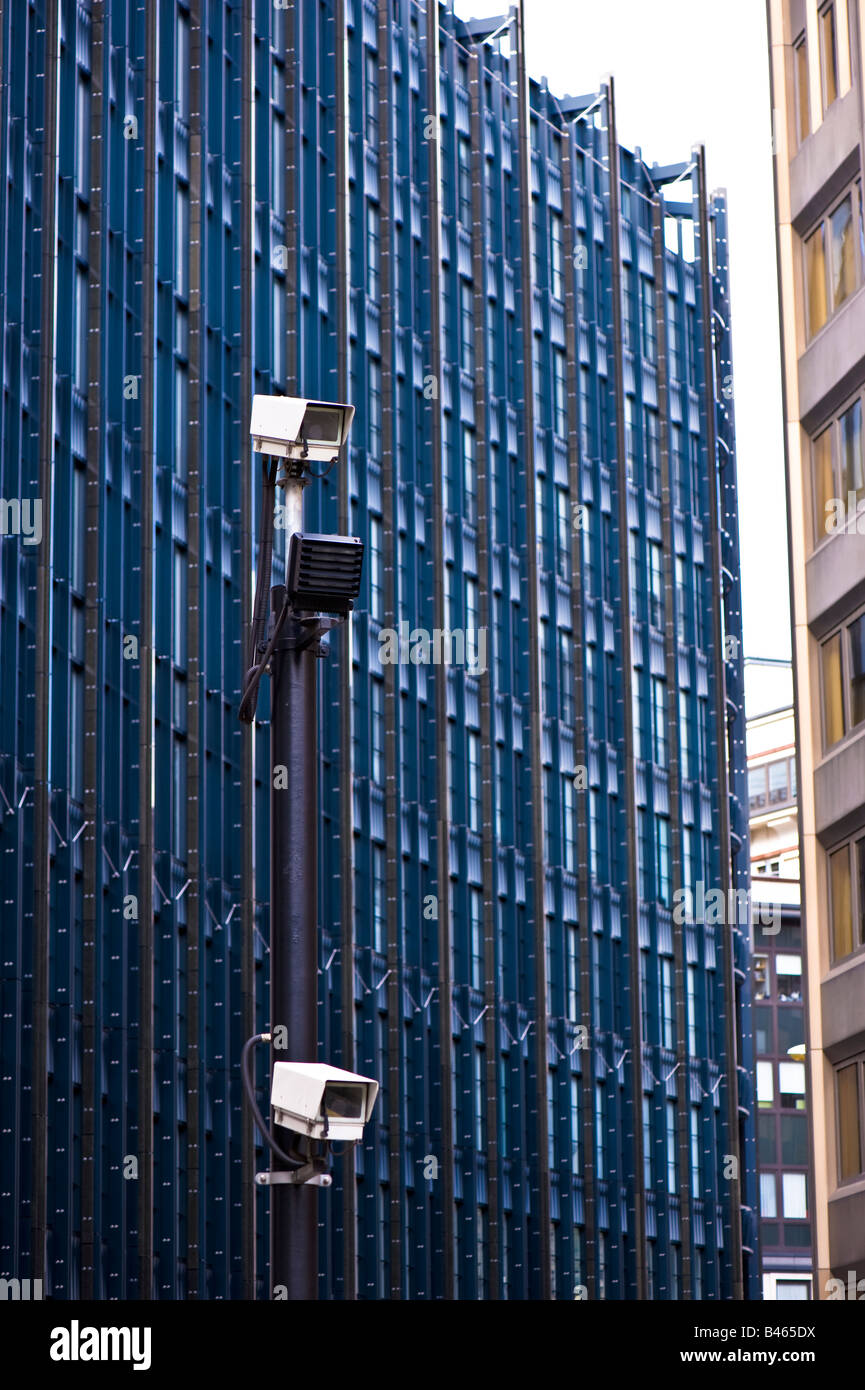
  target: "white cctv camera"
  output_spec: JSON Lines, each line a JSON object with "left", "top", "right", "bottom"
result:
{"left": 271, "top": 1062, "right": 379, "bottom": 1142}
{"left": 249, "top": 394, "right": 355, "bottom": 467}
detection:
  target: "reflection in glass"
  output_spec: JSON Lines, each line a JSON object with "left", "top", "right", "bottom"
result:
{"left": 805, "top": 224, "right": 827, "bottom": 337}
{"left": 849, "top": 614, "right": 865, "bottom": 727}
{"left": 813, "top": 426, "right": 834, "bottom": 541}
{"left": 830, "top": 194, "right": 855, "bottom": 309}
{"left": 830, "top": 843, "right": 853, "bottom": 959}
{"left": 821, "top": 632, "right": 845, "bottom": 746}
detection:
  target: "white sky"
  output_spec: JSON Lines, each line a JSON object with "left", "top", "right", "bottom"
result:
{"left": 455, "top": 0, "right": 790, "bottom": 663}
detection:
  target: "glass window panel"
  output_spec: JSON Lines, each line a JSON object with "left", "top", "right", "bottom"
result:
{"left": 821, "top": 3, "right": 838, "bottom": 109}
{"left": 839, "top": 399, "right": 865, "bottom": 501}
{"left": 748, "top": 766, "right": 767, "bottom": 811}
{"left": 830, "top": 194, "right": 856, "bottom": 309}
{"left": 760, "top": 1171, "right": 777, "bottom": 1219}
{"left": 757, "top": 1060, "right": 774, "bottom": 1105}
{"left": 779, "top": 1061, "right": 806, "bottom": 1095}
{"left": 838, "top": 1062, "right": 863, "bottom": 1179}
{"left": 796, "top": 36, "right": 810, "bottom": 145}
{"left": 780, "top": 1113, "right": 808, "bottom": 1164}
{"left": 805, "top": 223, "right": 828, "bottom": 338}
{"left": 822, "top": 632, "right": 845, "bottom": 747}
{"left": 758, "top": 1113, "right": 776, "bottom": 1165}
{"left": 777, "top": 1280, "right": 810, "bottom": 1300}
{"left": 849, "top": 614, "right": 865, "bottom": 726}
{"left": 782, "top": 1172, "right": 808, "bottom": 1219}
{"left": 768, "top": 760, "right": 789, "bottom": 804}
{"left": 830, "top": 844, "right": 854, "bottom": 959}
{"left": 777, "top": 1007, "right": 804, "bottom": 1057}
{"left": 813, "top": 426, "right": 835, "bottom": 541}
{"left": 755, "top": 1004, "right": 773, "bottom": 1055}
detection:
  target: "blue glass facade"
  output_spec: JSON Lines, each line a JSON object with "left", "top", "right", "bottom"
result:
{"left": 0, "top": 0, "right": 757, "bottom": 1299}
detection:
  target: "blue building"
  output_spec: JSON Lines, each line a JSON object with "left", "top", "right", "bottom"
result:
{"left": 0, "top": 0, "right": 757, "bottom": 1299}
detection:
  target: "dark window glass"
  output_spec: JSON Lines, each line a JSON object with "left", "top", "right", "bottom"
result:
{"left": 780, "top": 1113, "right": 808, "bottom": 1165}
{"left": 784, "top": 1223, "right": 813, "bottom": 1248}
{"left": 849, "top": 614, "right": 865, "bottom": 726}
{"left": 758, "top": 1113, "right": 776, "bottom": 1165}
{"left": 749, "top": 767, "right": 767, "bottom": 811}
{"left": 776, "top": 1007, "right": 804, "bottom": 1057}
{"left": 755, "top": 1005, "right": 773, "bottom": 1056}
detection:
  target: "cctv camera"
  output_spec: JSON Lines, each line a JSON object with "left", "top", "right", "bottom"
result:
{"left": 271, "top": 1062, "right": 379, "bottom": 1142}
{"left": 249, "top": 394, "right": 355, "bottom": 468}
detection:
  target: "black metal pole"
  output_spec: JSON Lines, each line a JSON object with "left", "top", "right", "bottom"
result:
{"left": 270, "top": 582, "right": 319, "bottom": 1299}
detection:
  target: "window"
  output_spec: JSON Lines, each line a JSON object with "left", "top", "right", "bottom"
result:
{"left": 470, "top": 888, "right": 483, "bottom": 990}
{"left": 655, "top": 817, "right": 671, "bottom": 906}
{"left": 757, "top": 1061, "right": 774, "bottom": 1107}
{"left": 840, "top": 398, "right": 865, "bottom": 500}
{"left": 776, "top": 953, "right": 802, "bottom": 1001}
{"left": 794, "top": 33, "right": 810, "bottom": 146}
{"left": 72, "top": 262, "right": 90, "bottom": 400}
{"left": 748, "top": 766, "right": 767, "bottom": 812}
{"left": 648, "top": 542, "right": 663, "bottom": 628}
{"left": 820, "top": 3, "right": 838, "bottom": 114}
{"left": 830, "top": 193, "right": 856, "bottom": 309}
{"left": 641, "top": 277, "right": 656, "bottom": 362}
{"left": 643, "top": 1094, "right": 653, "bottom": 1191}
{"left": 460, "top": 281, "right": 474, "bottom": 374}
{"left": 782, "top": 1172, "right": 808, "bottom": 1220}
{"left": 779, "top": 1061, "right": 806, "bottom": 1110}
{"left": 666, "top": 1099, "right": 677, "bottom": 1195}
{"left": 821, "top": 631, "right": 845, "bottom": 747}
{"left": 644, "top": 408, "right": 660, "bottom": 494}
{"left": 689, "top": 1107, "right": 701, "bottom": 1199}
{"left": 805, "top": 222, "right": 828, "bottom": 337}
{"left": 462, "top": 427, "right": 476, "bottom": 525}
{"left": 804, "top": 186, "right": 863, "bottom": 341}
{"left": 368, "top": 358, "right": 382, "bottom": 462}
{"left": 760, "top": 1172, "right": 777, "bottom": 1219}
{"left": 553, "top": 350, "right": 567, "bottom": 437}
{"left": 468, "top": 731, "right": 481, "bottom": 833}
{"left": 850, "top": 615, "right": 865, "bottom": 725}
{"left": 768, "top": 760, "right": 789, "bottom": 805}
{"left": 686, "top": 964, "right": 697, "bottom": 1054}
{"left": 837, "top": 1060, "right": 863, "bottom": 1180}
{"left": 367, "top": 202, "right": 380, "bottom": 300}
{"left": 651, "top": 678, "right": 667, "bottom": 768}
{"left": 458, "top": 136, "right": 471, "bottom": 227}
{"left": 830, "top": 842, "right": 853, "bottom": 959}
{"left": 370, "top": 678, "right": 385, "bottom": 787}
{"left": 595, "top": 1084, "right": 605, "bottom": 1181}
{"left": 661, "top": 958, "right": 674, "bottom": 1050}
{"left": 813, "top": 426, "right": 834, "bottom": 542}
{"left": 372, "top": 845, "right": 386, "bottom": 952}
{"left": 365, "top": 50, "right": 378, "bottom": 145}
{"left": 829, "top": 836, "right": 865, "bottom": 961}
{"left": 550, "top": 210, "right": 564, "bottom": 299}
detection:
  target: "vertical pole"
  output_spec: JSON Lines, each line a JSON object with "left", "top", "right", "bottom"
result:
{"left": 269, "top": 483, "right": 319, "bottom": 1300}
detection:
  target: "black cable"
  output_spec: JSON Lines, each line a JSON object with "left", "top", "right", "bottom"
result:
{"left": 238, "top": 457, "right": 280, "bottom": 724}
{"left": 241, "top": 1033, "right": 305, "bottom": 1169}
{"left": 304, "top": 455, "right": 338, "bottom": 481}
{"left": 238, "top": 591, "right": 291, "bottom": 724}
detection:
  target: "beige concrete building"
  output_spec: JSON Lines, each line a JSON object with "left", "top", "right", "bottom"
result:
{"left": 768, "top": 0, "right": 865, "bottom": 1297}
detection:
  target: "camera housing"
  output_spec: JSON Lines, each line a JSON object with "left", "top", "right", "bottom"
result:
{"left": 271, "top": 1062, "right": 379, "bottom": 1142}
{"left": 249, "top": 394, "right": 355, "bottom": 466}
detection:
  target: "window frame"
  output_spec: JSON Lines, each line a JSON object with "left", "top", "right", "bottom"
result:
{"left": 794, "top": 30, "right": 810, "bottom": 147}
{"left": 803, "top": 181, "right": 864, "bottom": 343}
{"left": 819, "top": 2, "right": 839, "bottom": 115}
{"left": 835, "top": 1056, "right": 865, "bottom": 1183}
